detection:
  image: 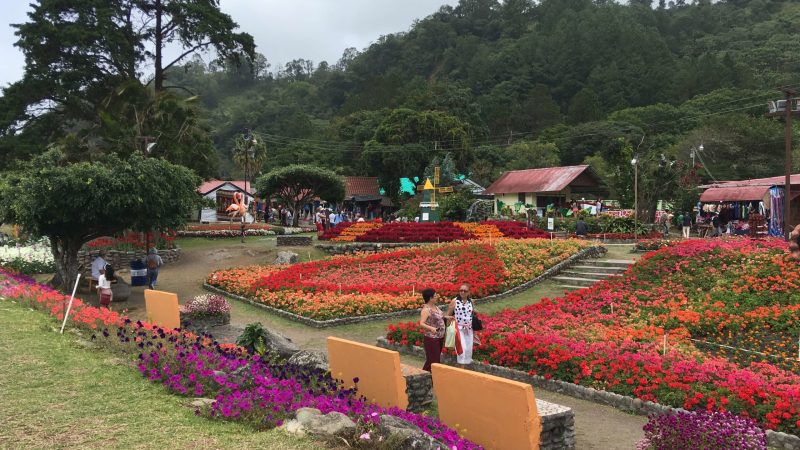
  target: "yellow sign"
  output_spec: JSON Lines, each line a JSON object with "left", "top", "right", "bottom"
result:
{"left": 434, "top": 166, "right": 440, "bottom": 185}
{"left": 438, "top": 186, "right": 454, "bottom": 193}
{"left": 423, "top": 178, "right": 435, "bottom": 190}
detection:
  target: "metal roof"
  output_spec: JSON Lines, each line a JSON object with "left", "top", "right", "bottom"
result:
{"left": 343, "top": 176, "right": 380, "bottom": 198}
{"left": 699, "top": 186, "right": 770, "bottom": 202}
{"left": 699, "top": 173, "right": 800, "bottom": 202}
{"left": 197, "top": 180, "right": 255, "bottom": 195}
{"left": 484, "top": 165, "right": 602, "bottom": 194}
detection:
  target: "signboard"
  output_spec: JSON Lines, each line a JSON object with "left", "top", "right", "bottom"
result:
{"left": 422, "top": 212, "right": 430, "bottom": 221}
{"left": 547, "top": 218, "right": 554, "bottom": 231}
{"left": 438, "top": 186, "right": 454, "bottom": 193}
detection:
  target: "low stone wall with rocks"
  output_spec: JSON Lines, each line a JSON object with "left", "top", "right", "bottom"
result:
{"left": 78, "top": 248, "right": 180, "bottom": 274}
{"left": 205, "top": 245, "right": 606, "bottom": 328}
{"left": 316, "top": 242, "right": 422, "bottom": 255}
{"left": 277, "top": 235, "right": 312, "bottom": 247}
{"left": 376, "top": 338, "right": 798, "bottom": 450}
{"left": 401, "top": 364, "right": 434, "bottom": 413}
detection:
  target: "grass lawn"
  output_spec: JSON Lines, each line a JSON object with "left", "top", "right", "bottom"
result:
{"left": 0, "top": 301, "right": 319, "bottom": 450}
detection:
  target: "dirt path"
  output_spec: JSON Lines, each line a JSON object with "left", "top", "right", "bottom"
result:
{"left": 112, "top": 237, "right": 646, "bottom": 449}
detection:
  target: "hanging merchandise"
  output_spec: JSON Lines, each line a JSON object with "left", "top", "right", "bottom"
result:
{"left": 768, "top": 187, "right": 784, "bottom": 237}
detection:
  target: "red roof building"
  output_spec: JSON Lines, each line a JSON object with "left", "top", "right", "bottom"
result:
{"left": 343, "top": 176, "right": 382, "bottom": 202}
{"left": 484, "top": 165, "right": 606, "bottom": 213}
{"left": 197, "top": 179, "right": 255, "bottom": 195}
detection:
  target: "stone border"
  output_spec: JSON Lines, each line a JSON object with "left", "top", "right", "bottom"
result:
{"left": 204, "top": 245, "right": 606, "bottom": 328}
{"left": 376, "top": 338, "right": 800, "bottom": 450}
{"left": 316, "top": 242, "right": 424, "bottom": 255}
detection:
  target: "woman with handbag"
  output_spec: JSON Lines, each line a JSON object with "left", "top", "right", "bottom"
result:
{"left": 419, "top": 288, "right": 445, "bottom": 372}
{"left": 445, "top": 283, "right": 477, "bottom": 367}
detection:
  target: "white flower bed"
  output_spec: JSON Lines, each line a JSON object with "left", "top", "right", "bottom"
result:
{"left": 0, "top": 239, "right": 53, "bottom": 264}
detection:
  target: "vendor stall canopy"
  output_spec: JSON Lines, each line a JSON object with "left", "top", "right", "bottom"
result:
{"left": 699, "top": 174, "right": 800, "bottom": 203}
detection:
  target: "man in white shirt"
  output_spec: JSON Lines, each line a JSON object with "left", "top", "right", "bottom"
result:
{"left": 91, "top": 251, "right": 108, "bottom": 279}
{"left": 329, "top": 210, "right": 337, "bottom": 226}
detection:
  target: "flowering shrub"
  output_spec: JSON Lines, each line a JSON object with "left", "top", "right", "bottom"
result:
{"left": 0, "top": 239, "right": 55, "bottom": 274}
{"left": 86, "top": 230, "right": 177, "bottom": 250}
{"left": 319, "top": 220, "right": 549, "bottom": 242}
{"left": 637, "top": 411, "right": 767, "bottom": 450}
{"left": 634, "top": 239, "right": 677, "bottom": 252}
{"left": 208, "top": 239, "right": 592, "bottom": 320}
{"left": 387, "top": 238, "right": 800, "bottom": 434}
{"left": 181, "top": 294, "right": 231, "bottom": 317}
{"left": 0, "top": 268, "right": 480, "bottom": 449}
{"left": 177, "top": 229, "right": 276, "bottom": 238}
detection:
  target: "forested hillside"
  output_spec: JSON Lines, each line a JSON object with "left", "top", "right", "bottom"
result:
{"left": 4, "top": 0, "right": 800, "bottom": 212}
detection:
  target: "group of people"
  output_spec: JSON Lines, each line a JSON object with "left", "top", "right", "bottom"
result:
{"left": 90, "top": 248, "right": 163, "bottom": 308}
{"left": 418, "top": 283, "right": 478, "bottom": 372}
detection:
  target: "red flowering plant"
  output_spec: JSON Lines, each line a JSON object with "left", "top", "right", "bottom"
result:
{"left": 208, "top": 239, "right": 592, "bottom": 320}
{"left": 319, "top": 220, "right": 550, "bottom": 242}
{"left": 86, "top": 230, "right": 177, "bottom": 250}
{"left": 387, "top": 238, "right": 800, "bottom": 434}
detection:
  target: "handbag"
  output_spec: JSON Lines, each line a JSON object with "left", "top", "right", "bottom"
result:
{"left": 444, "top": 321, "right": 456, "bottom": 349}
{"left": 472, "top": 312, "right": 483, "bottom": 331}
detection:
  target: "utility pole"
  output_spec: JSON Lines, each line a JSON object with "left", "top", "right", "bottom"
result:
{"left": 631, "top": 156, "right": 638, "bottom": 242}
{"left": 766, "top": 88, "right": 799, "bottom": 240}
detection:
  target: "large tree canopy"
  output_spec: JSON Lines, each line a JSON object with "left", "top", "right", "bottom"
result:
{"left": 0, "top": 151, "right": 201, "bottom": 291}
{"left": 0, "top": 0, "right": 254, "bottom": 171}
{"left": 255, "top": 165, "right": 345, "bottom": 226}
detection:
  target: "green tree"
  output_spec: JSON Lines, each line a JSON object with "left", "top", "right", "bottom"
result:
{"left": 254, "top": 165, "right": 345, "bottom": 226}
{"left": 567, "top": 88, "right": 602, "bottom": 124}
{"left": 504, "top": 141, "right": 560, "bottom": 170}
{"left": 363, "top": 109, "right": 472, "bottom": 198}
{"left": 232, "top": 131, "right": 268, "bottom": 184}
{"left": 0, "top": 150, "right": 201, "bottom": 292}
{"left": 1, "top": 0, "right": 254, "bottom": 170}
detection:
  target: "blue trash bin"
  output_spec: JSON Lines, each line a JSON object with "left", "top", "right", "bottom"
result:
{"left": 130, "top": 259, "right": 147, "bottom": 287}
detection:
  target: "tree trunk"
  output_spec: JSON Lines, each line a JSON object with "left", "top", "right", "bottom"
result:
{"left": 154, "top": 0, "right": 164, "bottom": 91}
{"left": 292, "top": 202, "right": 301, "bottom": 227}
{"left": 50, "top": 237, "right": 82, "bottom": 293}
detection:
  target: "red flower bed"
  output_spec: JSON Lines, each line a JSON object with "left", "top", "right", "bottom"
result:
{"left": 319, "top": 220, "right": 549, "bottom": 242}
{"left": 387, "top": 238, "right": 800, "bottom": 434}
{"left": 86, "top": 230, "right": 177, "bottom": 250}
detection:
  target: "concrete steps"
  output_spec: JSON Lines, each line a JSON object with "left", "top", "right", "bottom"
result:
{"left": 556, "top": 258, "right": 634, "bottom": 292}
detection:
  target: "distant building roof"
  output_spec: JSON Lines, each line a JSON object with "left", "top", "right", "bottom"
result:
{"left": 484, "top": 165, "right": 604, "bottom": 195}
{"left": 344, "top": 176, "right": 380, "bottom": 197}
{"left": 197, "top": 180, "right": 255, "bottom": 196}
{"left": 699, "top": 174, "right": 800, "bottom": 202}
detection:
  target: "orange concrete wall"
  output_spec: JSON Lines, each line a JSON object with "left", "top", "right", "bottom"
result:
{"left": 432, "top": 363, "right": 541, "bottom": 450}
{"left": 144, "top": 289, "right": 180, "bottom": 330}
{"left": 327, "top": 337, "right": 408, "bottom": 410}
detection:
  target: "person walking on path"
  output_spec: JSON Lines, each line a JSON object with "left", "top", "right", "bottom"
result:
{"left": 445, "top": 283, "right": 476, "bottom": 367}
{"left": 419, "top": 288, "right": 445, "bottom": 372}
{"left": 681, "top": 211, "right": 692, "bottom": 239}
{"left": 145, "top": 248, "right": 163, "bottom": 290}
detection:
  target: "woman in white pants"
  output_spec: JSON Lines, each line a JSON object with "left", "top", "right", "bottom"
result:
{"left": 446, "top": 283, "right": 475, "bottom": 367}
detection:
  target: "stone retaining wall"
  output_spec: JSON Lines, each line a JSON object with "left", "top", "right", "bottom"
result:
{"left": 376, "top": 338, "right": 798, "bottom": 450}
{"left": 78, "top": 248, "right": 180, "bottom": 274}
{"left": 316, "top": 242, "right": 422, "bottom": 255}
{"left": 400, "top": 364, "right": 434, "bottom": 413}
{"left": 204, "top": 245, "right": 606, "bottom": 328}
{"left": 276, "top": 235, "right": 312, "bottom": 247}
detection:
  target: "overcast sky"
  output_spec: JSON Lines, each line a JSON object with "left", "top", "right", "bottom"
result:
{"left": 0, "top": 0, "right": 459, "bottom": 87}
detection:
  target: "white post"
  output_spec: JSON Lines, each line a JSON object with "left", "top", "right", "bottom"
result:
{"left": 338, "top": 283, "right": 342, "bottom": 295}
{"left": 60, "top": 274, "right": 81, "bottom": 334}
{"left": 611, "top": 302, "right": 614, "bottom": 315}
{"left": 797, "top": 334, "right": 800, "bottom": 361}
{"left": 662, "top": 333, "right": 668, "bottom": 356}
